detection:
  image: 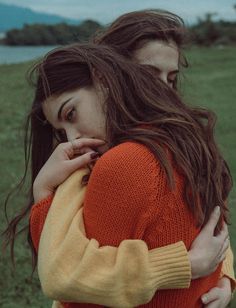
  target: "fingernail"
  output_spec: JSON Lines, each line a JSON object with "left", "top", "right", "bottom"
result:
{"left": 90, "top": 152, "right": 100, "bottom": 159}
{"left": 201, "top": 295, "right": 207, "bottom": 303}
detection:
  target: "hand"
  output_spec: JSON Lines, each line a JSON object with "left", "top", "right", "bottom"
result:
{"left": 201, "top": 277, "right": 232, "bottom": 307}
{"left": 33, "top": 138, "right": 106, "bottom": 203}
{"left": 188, "top": 206, "right": 229, "bottom": 279}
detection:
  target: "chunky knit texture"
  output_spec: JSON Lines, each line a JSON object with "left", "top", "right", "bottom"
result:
{"left": 30, "top": 141, "right": 235, "bottom": 307}
{"left": 30, "top": 194, "right": 54, "bottom": 251}
{"left": 82, "top": 141, "right": 221, "bottom": 308}
{"left": 30, "top": 169, "right": 191, "bottom": 308}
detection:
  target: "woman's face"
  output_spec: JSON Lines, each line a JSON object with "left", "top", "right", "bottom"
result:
{"left": 43, "top": 40, "right": 179, "bottom": 149}
{"left": 133, "top": 40, "right": 179, "bottom": 88}
{"left": 43, "top": 86, "right": 107, "bottom": 150}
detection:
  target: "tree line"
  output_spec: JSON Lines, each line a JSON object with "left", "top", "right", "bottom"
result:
{"left": 190, "top": 13, "right": 236, "bottom": 45}
{"left": 2, "top": 15, "right": 236, "bottom": 46}
{"left": 3, "top": 20, "right": 103, "bottom": 45}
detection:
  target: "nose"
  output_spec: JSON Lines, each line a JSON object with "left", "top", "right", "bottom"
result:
{"left": 159, "top": 72, "right": 168, "bottom": 85}
{"left": 66, "top": 128, "right": 81, "bottom": 142}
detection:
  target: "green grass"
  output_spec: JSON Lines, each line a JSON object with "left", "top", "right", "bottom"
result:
{"left": 0, "top": 46, "right": 235, "bottom": 307}
{"left": 182, "top": 47, "right": 236, "bottom": 253}
{"left": 0, "top": 62, "right": 52, "bottom": 307}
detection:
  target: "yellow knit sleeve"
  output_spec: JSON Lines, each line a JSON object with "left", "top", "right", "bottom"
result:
{"left": 37, "top": 169, "right": 191, "bottom": 307}
{"left": 52, "top": 301, "right": 64, "bottom": 308}
{"left": 221, "top": 245, "right": 236, "bottom": 292}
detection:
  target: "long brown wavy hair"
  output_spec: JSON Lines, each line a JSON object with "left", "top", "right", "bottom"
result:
{"left": 0, "top": 8, "right": 190, "bottom": 274}
{"left": 93, "top": 9, "right": 188, "bottom": 89}
{"left": 2, "top": 42, "right": 232, "bottom": 273}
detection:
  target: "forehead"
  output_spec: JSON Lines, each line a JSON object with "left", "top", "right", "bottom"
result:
{"left": 133, "top": 40, "right": 179, "bottom": 71}
{"left": 42, "top": 90, "right": 74, "bottom": 124}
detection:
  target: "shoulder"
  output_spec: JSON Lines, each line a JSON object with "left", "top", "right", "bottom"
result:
{"left": 100, "top": 141, "right": 157, "bottom": 168}
{"left": 89, "top": 141, "right": 162, "bottom": 192}
{"left": 84, "top": 142, "right": 162, "bottom": 241}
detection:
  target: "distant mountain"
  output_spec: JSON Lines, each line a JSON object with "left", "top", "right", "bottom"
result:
{"left": 0, "top": 3, "right": 81, "bottom": 32}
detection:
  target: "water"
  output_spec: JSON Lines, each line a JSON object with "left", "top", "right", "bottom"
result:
{"left": 0, "top": 45, "right": 57, "bottom": 64}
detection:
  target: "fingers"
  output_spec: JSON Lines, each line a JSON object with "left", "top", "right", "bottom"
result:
{"left": 216, "top": 222, "right": 228, "bottom": 242}
{"left": 74, "top": 146, "right": 93, "bottom": 156}
{"left": 70, "top": 138, "right": 106, "bottom": 158}
{"left": 217, "top": 238, "right": 229, "bottom": 262}
{"left": 57, "top": 138, "right": 106, "bottom": 159}
{"left": 70, "top": 138, "right": 106, "bottom": 151}
{"left": 202, "top": 288, "right": 219, "bottom": 305}
{"left": 202, "top": 206, "right": 221, "bottom": 235}
{"left": 204, "top": 300, "right": 221, "bottom": 308}
{"left": 207, "top": 237, "right": 229, "bottom": 272}
{"left": 69, "top": 151, "right": 100, "bottom": 170}
{"left": 218, "top": 252, "right": 227, "bottom": 264}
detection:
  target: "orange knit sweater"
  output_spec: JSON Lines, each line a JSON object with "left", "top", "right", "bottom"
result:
{"left": 31, "top": 141, "right": 222, "bottom": 307}
{"left": 82, "top": 142, "right": 222, "bottom": 308}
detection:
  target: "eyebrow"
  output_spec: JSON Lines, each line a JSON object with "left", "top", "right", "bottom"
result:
{"left": 57, "top": 98, "right": 72, "bottom": 121}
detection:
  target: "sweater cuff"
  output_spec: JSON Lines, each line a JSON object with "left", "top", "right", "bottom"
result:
{"left": 30, "top": 194, "right": 54, "bottom": 252}
{"left": 148, "top": 241, "right": 191, "bottom": 290}
{"left": 31, "top": 194, "right": 54, "bottom": 210}
{"left": 221, "top": 246, "right": 236, "bottom": 293}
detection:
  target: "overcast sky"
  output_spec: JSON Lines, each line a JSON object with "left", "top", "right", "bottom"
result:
{"left": 0, "top": 0, "right": 235, "bottom": 24}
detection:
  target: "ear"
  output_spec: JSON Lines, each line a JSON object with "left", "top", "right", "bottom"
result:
{"left": 92, "top": 68, "right": 109, "bottom": 87}
{"left": 96, "top": 82, "right": 109, "bottom": 101}
{"left": 92, "top": 68, "right": 109, "bottom": 98}
{"left": 92, "top": 67, "right": 104, "bottom": 82}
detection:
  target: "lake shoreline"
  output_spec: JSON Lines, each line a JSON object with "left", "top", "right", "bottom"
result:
{"left": 0, "top": 45, "right": 57, "bottom": 64}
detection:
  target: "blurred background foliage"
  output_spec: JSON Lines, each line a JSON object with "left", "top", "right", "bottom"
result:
{"left": 3, "top": 20, "right": 102, "bottom": 45}
{"left": 2, "top": 13, "right": 236, "bottom": 46}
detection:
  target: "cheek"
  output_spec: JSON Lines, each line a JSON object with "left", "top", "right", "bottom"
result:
{"left": 78, "top": 115, "right": 102, "bottom": 137}
{"left": 77, "top": 101, "right": 105, "bottom": 137}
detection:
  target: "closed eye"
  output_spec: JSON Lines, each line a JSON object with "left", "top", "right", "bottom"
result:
{"left": 65, "top": 107, "right": 76, "bottom": 122}
{"left": 167, "top": 78, "right": 177, "bottom": 89}
{"left": 168, "top": 71, "right": 179, "bottom": 85}
{"left": 168, "top": 78, "right": 176, "bottom": 84}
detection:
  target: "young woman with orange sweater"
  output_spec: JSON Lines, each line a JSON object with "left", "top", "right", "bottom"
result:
{"left": 30, "top": 169, "right": 233, "bottom": 308}
{"left": 2, "top": 11, "right": 234, "bottom": 308}
{"left": 24, "top": 42, "right": 233, "bottom": 307}
{"left": 28, "top": 9, "right": 235, "bottom": 308}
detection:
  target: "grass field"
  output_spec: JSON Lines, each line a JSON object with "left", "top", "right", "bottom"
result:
{"left": 0, "top": 46, "right": 235, "bottom": 307}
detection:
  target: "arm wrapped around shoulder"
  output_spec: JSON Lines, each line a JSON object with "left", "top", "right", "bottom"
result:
{"left": 37, "top": 146, "right": 191, "bottom": 307}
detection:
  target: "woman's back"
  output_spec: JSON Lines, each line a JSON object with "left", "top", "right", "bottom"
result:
{"left": 140, "top": 145, "right": 222, "bottom": 307}
{"left": 81, "top": 141, "right": 222, "bottom": 308}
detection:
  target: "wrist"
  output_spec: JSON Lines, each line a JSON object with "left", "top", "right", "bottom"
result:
{"left": 218, "top": 276, "right": 233, "bottom": 302}
{"left": 218, "top": 276, "right": 231, "bottom": 289}
{"left": 33, "top": 181, "right": 54, "bottom": 204}
{"left": 188, "top": 250, "right": 202, "bottom": 280}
